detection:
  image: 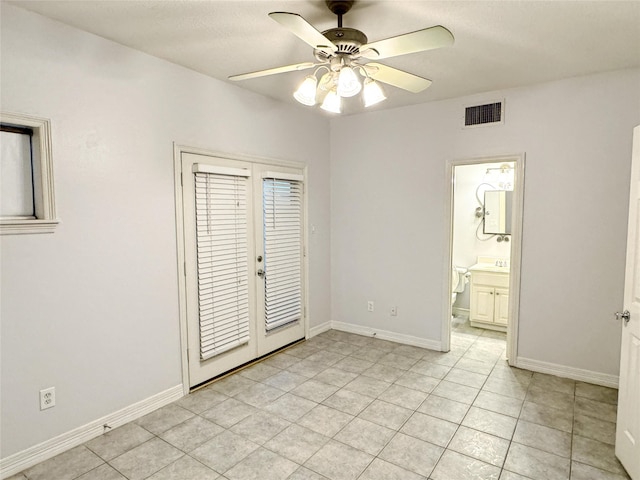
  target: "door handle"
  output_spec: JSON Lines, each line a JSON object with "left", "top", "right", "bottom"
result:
{"left": 257, "top": 269, "right": 266, "bottom": 279}
{"left": 615, "top": 310, "right": 631, "bottom": 326}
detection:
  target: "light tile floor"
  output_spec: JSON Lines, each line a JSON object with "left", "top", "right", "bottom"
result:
{"left": 9, "top": 319, "right": 630, "bottom": 480}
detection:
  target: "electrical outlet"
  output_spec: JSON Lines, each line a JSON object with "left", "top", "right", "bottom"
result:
{"left": 367, "top": 301, "right": 374, "bottom": 312}
{"left": 40, "top": 387, "right": 55, "bottom": 410}
{"left": 390, "top": 306, "right": 398, "bottom": 316}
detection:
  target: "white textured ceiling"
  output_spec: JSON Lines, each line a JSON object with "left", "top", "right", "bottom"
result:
{"left": 8, "top": 0, "right": 640, "bottom": 116}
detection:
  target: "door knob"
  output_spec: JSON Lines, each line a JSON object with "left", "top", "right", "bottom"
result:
{"left": 615, "top": 310, "right": 631, "bottom": 326}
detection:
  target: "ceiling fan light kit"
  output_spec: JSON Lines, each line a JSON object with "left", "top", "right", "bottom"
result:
{"left": 229, "top": 0, "right": 454, "bottom": 114}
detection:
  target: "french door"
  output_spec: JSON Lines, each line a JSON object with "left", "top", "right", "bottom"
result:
{"left": 180, "top": 152, "right": 306, "bottom": 387}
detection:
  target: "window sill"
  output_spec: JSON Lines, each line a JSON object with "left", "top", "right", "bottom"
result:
{"left": 0, "top": 219, "right": 60, "bottom": 235}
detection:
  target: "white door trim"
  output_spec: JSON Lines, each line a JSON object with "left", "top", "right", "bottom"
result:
{"left": 442, "top": 154, "right": 525, "bottom": 365}
{"left": 173, "top": 144, "right": 309, "bottom": 394}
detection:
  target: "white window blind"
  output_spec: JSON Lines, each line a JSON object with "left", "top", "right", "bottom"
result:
{"left": 263, "top": 178, "right": 303, "bottom": 331}
{"left": 195, "top": 171, "right": 250, "bottom": 360}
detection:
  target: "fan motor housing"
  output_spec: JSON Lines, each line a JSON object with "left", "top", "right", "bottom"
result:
{"left": 314, "top": 27, "right": 368, "bottom": 60}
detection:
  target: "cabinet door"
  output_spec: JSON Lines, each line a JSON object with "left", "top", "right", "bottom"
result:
{"left": 494, "top": 288, "right": 509, "bottom": 326}
{"left": 471, "top": 285, "right": 495, "bottom": 323}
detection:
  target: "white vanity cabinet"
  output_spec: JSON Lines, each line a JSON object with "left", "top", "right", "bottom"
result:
{"left": 469, "top": 265, "right": 509, "bottom": 331}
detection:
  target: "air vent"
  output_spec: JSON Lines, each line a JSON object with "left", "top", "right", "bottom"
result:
{"left": 465, "top": 101, "right": 503, "bottom": 127}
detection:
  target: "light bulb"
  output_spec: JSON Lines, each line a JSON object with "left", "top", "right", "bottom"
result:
{"left": 363, "top": 78, "right": 386, "bottom": 107}
{"left": 321, "top": 89, "right": 341, "bottom": 114}
{"left": 293, "top": 75, "right": 318, "bottom": 106}
{"left": 337, "top": 66, "right": 361, "bottom": 97}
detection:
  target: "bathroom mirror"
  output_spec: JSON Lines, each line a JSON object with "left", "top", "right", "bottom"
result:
{"left": 484, "top": 190, "right": 513, "bottom": 235}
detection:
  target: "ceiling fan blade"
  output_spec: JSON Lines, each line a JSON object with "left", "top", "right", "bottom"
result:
{"left": 361, "top": 25, "right": 454, "bottom": 60}
{"left": 229, "top": 62, "right": 316, "bottom": 81}
{"left": 269, "top": 12, "right": 338, "bottom": 54}
{"left": 365, "top": 63, "right": 432, "bottom": 93}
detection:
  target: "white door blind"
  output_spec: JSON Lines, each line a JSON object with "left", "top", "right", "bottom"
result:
{"left": 263, "top": 178, "right": 303, "bottom": 331}
{"left": 195, "top": 171, "right": 250, "bottom": 360}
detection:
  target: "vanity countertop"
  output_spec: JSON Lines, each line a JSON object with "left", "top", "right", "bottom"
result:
{"left": 469, "top": 263, "right": 510, "bottom": 274}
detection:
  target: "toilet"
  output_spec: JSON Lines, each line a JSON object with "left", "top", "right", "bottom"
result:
{"left": 451, "top": 265, "right": 469, "bottom": 305}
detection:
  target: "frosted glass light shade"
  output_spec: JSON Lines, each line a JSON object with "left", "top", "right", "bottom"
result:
{"left": 321, "top": 89, "right": 341, "bottom": 113}
{"left": 337, "top": 66, "right": 361, "bottom": 97}
{"left": 363, "top": 78, "right": 386, "bottom": 107}
{"left": 293, "top": 75, "right": 318, "bottom": 106}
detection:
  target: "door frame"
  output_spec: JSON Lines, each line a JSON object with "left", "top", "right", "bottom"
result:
{"left": 173, "top": 144, "right": 309, "bottom": 394}
{"left": 441, "top": 154, "right": 525, "bottom": 365}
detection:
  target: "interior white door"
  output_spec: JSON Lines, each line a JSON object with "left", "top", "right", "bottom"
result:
{"left": 615, "top": 125, "right": 640, "bottom": 480}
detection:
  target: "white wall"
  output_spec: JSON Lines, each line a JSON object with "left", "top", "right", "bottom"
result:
{"left": 0, "top": 4, "right": 330, "bottom": 459}
{"left": 331, "top": 68, "right": 640, "bottom": 376}
{"left": 452, "top": 162, "right": 513, "bottom": 310}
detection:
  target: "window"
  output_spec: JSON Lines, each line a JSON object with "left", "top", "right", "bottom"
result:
{"left": 0, "top": 112, "right": 58, "bottom": 234}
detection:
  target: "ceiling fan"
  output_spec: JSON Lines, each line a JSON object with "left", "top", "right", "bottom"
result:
{"left": 229, "top": 0, "right": 454, "bottom": 113}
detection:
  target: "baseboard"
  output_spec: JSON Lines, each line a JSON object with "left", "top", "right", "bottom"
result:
{"left": 0, "top": 384, "right": 184, "bottom": 479}
{"left": 452, "top": 307, "right": 469, "bottom": 317}
{"left": 516, "top": 357, "right": 619, "bottom": 388}
{"left": 331, "top": 321, "right": 442, "bottom": 351}
{"left": 308, "top": 321, "right": 331, "bottom": 338}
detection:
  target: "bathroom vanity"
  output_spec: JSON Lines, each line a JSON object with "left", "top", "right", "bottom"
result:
{"left": 469, "top": 258, "right": 510, "bottom": 332}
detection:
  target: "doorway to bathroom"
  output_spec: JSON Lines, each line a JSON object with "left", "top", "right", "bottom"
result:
{"left": 442, "top": 155, "right": 525, "bottom": 365}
